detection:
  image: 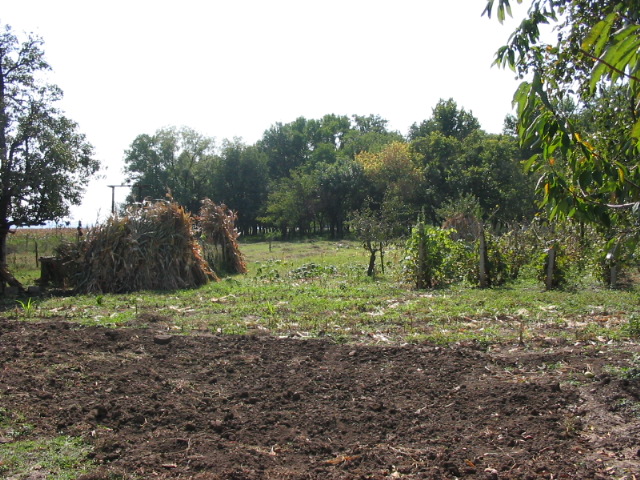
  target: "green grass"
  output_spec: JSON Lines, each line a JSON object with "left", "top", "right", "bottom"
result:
{"left": 0, "top": 408, "right": 34, "bottom": 439}
{"left": 0, "top": 435, "right": 95, "bottom": 479}
{"left": 3, "top": 236, "right": 640, "bottom": 346}
{"left": 0, "top": 407, "right": 94, "bottom": 479}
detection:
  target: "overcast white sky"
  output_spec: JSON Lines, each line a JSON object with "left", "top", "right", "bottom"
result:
{"left": 3, "top": 0, "right": 527, "bottom": 225}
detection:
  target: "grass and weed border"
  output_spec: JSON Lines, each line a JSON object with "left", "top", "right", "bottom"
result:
{"left": 1, "top": 238, "right": 640, "bottom": 348}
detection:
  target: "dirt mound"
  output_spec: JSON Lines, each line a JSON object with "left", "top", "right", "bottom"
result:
{"left": 0, "top": 320, "right": 639, "bottom": 478}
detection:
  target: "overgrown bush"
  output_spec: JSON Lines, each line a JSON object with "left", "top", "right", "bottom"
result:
{"left": 493, "top": 225, "right": 540, "bottom": 281}
{"left": 403, "top": 220, "right": 469, "bottom": 289}
{"left": 512, "top": 219, "right": 601, "bottom": 288}
{"left": 480, "top": 231, "right": 510, "bottom": 286}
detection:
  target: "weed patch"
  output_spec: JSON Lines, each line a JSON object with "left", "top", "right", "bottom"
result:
{"left": 0, "top": 435, "right": 94, "bottom": 479}
{"left": 3, "top": 239, "right": 640, "bottom": 346}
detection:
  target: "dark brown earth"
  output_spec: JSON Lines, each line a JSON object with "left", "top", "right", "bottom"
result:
{"left": 1, "top": 320, "right": 639, "bottom": 479}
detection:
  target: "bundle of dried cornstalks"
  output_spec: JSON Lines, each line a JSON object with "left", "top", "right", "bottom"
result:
{"left": 57, "top": 201, "right": 217, "bottom": 293}
{"left": 198, "top": 199, "right": 247, "bottom": 275}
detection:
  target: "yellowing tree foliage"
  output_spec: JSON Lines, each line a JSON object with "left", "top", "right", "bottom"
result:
{"left": 356, "top": 141, "right": 421, "bottom": 202}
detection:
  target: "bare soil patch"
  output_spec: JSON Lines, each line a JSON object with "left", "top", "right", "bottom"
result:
{"left": 1, "top": 320, "right": 639, "bottom": 479}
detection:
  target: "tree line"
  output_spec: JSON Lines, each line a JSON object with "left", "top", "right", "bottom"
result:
{"left": 2, "top": 0, "right": 637, "bottom": 288}
{"left": 122, "top": 99, "right": 537, "bottom": 238}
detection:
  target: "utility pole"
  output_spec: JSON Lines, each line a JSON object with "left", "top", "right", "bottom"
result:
{"left": 107, "top": 184, "right": 149, "bottom": 214}
{"left": 107, "top": 185, "right": 131, "bottom": 215}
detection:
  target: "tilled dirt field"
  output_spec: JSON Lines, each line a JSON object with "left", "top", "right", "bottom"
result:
{"left": 1, "top": 320, "right": 639, "bottom": 479}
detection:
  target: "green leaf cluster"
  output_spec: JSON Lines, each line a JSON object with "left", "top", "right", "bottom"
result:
{"left": 484, "top": 0, "right": 640, "bottom": 231}
{"left": 403, "top": 220, "right": 469, "bottom": 289}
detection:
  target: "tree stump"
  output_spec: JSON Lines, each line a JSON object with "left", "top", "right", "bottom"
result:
{"left": 39, "top": 256, "right": 66, "bottom": 287}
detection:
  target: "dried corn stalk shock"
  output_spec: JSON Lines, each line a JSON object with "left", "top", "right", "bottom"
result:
{"left": 55, "top": 200, "right": 218, "bottom": 293}
{"left": 198, "top": 199, "right": 247, "bottom": 275}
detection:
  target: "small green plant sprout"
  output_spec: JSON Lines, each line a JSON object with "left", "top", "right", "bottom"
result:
{"left": 264, "top": 301, "right": 277, "bottom": 330}
{"left": 624, "top": 314, "right": 640, "bottom": 339}
{"left": 16, "top": 298, "right": 37, "bottom": 318}
{"left": 95, "top": 295, "right": 104, "bottom": 306}
{"left": 517, "top": 316, "right": 527, "bottom": 346}
{"left": 254, "top": 260, "right": 281, "bottom": 282}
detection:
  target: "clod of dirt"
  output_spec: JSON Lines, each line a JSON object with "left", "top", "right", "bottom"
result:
{"left": 484, "top": 467, "right": 499, "bottom": 479}
{"left": 153, "top": 334, "right": 173, "bottom": 345}
{"left": 87, "top": 405, "right": 108, "bottom": 422}
{"left": 104, "top": 330, "right": 118, "bottom": 341}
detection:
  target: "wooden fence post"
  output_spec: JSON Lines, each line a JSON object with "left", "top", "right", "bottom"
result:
{"left": 478, "top": 225, "right": 489, "bottom": 288}
{"left": 545, "top": 245, "right": 556, "bottom": 290}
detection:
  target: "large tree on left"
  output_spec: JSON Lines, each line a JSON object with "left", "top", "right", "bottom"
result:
{"left": 0, "top": 24, "right": 98, "bottom": 289}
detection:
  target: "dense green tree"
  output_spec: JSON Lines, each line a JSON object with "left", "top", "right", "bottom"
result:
{"left": 408, "top": 98, "right": 481, "bottom": 141}
{"left": 502, "top": 114, "right": 518, "bottom": 136}
{"left": 408, "top": 99, "right": 482, "bottom": 221}
{"left": 316, "top": 158, "right": 367, "bottom": 238}
{"left": 341, "top": 114, "right": 404, "bottom": 158}
{"left": 208, "top": 139, "right": 269, "bottom": 235}
{"left": 454, "top": 131, "right": 536, "bottom": 222}
{"left": 0, "top": 24, "right": 98, "bottom": 288}
{"left": 410, "top": 132, "right": 460, "bottom": 221}
{"left": 484, "top": 0, "right": 640, "bottom": 228}
{"left": 260, "top": 168, "right": 319, "bottom": 237}
{"left": 257, "top": 114, "right": 401, "bottom": 236}
{"left": 258, "top": 117, "right": 310, "bottom": 179}
{"left": 123, "top": 126, "right": 215, "bottom": 213}
{"left": 258, "top": 114, "right": 401, "bottom": 179}
{"left": 410, "top": 129, "right": 534, "bottom": 223}
{"left": 306, "top": 114, "right": 351, "bottom": 151}
{"left": 575, "top": 84, "right": 637, "bottom": 163}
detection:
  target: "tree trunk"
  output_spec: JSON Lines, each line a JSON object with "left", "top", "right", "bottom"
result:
{"left": 0, "top": 225, "right": 25, "bottom": 292}
{"left": 0, "top": 221, "right": 8, "bottom": 269}
{"left": 0, "top": 264, "right": 24, "bottom": 292}
{"left": 367, "top": 248, "right": 378, "bottom": 277}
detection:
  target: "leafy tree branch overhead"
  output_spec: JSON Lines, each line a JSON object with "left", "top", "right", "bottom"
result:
{"left": 483, "top": 0, "right": 640, "bottom": 228}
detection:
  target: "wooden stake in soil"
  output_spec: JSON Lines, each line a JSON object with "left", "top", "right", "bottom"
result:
{"left": 546, "top": 245, "right": 556, "bottom": 291}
